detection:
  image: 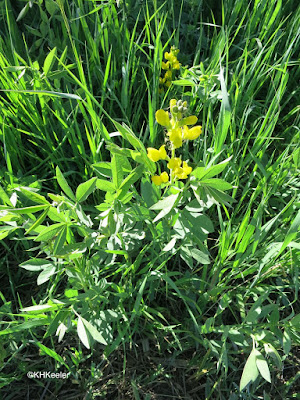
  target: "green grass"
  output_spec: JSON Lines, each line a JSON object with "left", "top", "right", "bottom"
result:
{"left": 0, "top": 0, "right": 299, "bottom": 399}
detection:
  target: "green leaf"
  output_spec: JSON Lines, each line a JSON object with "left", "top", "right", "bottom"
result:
{"left": 20, "top": 258, "right": 54, "bottom": 272}
{"left": 255, "top": 351, "right": 271, "bottom": 383}
{"left": 37, "top": 266, "right": 56, "bottom": 285}
{"left": 56, "top": 166, "right": 76, "bottom": 201}
{"left": 34, "top": 342, "right": 65, "bottom": 365}
{"left": 181, "top": 246, "right": 210, "bottom": 264}
{"left": 96, "top": 179, "right": 115, "bottom": 192}
{"left": 150, "top": 194, "right": 179, "bottom": 223}
{"left": 16, "top": 3, "right": 30, "bottom": 22}
{"left": 111, "top": 154, "right": 124, "bottom": 189}
{"left": 76, "top": 177, "right": 97, "bottom": 202}
{"left": 25, "top": 206, "right": 50, "bottom": 234}
{"left": 43, "top": 47, "right": 57, "bottom": 76}
{"left": 34, "top": 223, "right": 65, "bottom": 242}
{"left": 283, "top": 329, "right": 291, "bottom": 355}
{"left": 65, "top": 289, "right": 78, "bottom": 298}
{"left": 201, "top": 178, "right": 233, "bottom": 191}
{"left": 163, "top": 237, "right": 177, "bottom": 252}
{"left": 81, "top": 317, "right": 107, "bottom": 345}
{"left": 240, "top": 348, "right": 259, "bottom": 391}
{"left": 20, "top": 304, "right": 57, "bottom": 312}
{"left": 1, "top": 205, "right": 48, "bottom": 214}
{"left": 77, "top": 317, "right": 90, "bottom": 349}
{"left": 53, "top": 226, "right": 67, "bottom": 255}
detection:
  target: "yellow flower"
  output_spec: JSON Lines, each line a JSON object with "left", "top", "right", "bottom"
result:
{"left": 183, "top": 125, "right": 202, "bottom": 140}
{"left": 155, "top": 109, "right": 171, "bottom": 127}
{"left": 151, "top": 175, "right": 163, "bottom": 185}
{"left": 164, "top": 51, "right": 171, "bottom": 60}
{"left": 165, "top": 80, "right": 171, "bottom": 88}
{"left": 147, "top": 145, "right": 167, "bottom": 162}
{"left": 164, "top": 70, "right": 172, "bottom": 80}
{"left": 173, "top": 61, "right": 181, "bottom": 70}
{"left": 158, "top": 145, "right": 167, "bottom": 160}
{"left": 182, "top": 161, "right": 192, "bottom": 176}
{"left": 170, "top": 99, "right": 177, "bottom": 110}
{"left": 147, "top": 148, "right": 161, "bottom": 162}
{"left": 161, "top": 61, "right": 170, "bottom": 70}
{"left": 167, "top": 157, "right": 182, "bottom": 170}
{"left": 160, "top": 171, "right": 169, "bottom": 183}
{"left": 169, "top": 128, "right": 182, "bottom": 148}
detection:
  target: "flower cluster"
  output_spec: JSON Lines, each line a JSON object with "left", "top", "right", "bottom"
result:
{"left": 147, "top": 99, "right": 202, "bottom": 186}
{"left": 159, "top": 46, "right": 181, "bottom": 93}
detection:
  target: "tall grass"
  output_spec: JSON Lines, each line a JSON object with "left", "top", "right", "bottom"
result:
{"left": 0, "top": 0, "right": 299, "bottom": 399}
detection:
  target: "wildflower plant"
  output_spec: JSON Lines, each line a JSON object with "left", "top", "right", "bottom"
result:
{"left": 159, "top": 46, "right": 181, "bottom": 93}
{"left": 147, "top": 99, "right": 201, "bottom": 186}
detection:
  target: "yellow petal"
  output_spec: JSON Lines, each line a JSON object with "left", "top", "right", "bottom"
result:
{"left": 160, "top": 171, "right": 169, "bottom": 183}
{"left": 170, "top": 99, "right": 177, "bottom": 109}
{"left": 155, "top": 109, "right": 171, "bottom": 127}
{"left": 161, "top": 61, "right": 170, "bottom": 70}
{"left": 180, "top": 115, "right": 198, "bottom": 126}
{"left": 151, "top": 175, "right": 163, "bottom": 185}
{"left": 184, "top": 125, "right": 202, "bottom": 140}
{"left": 147, "top": 147, "right": 161, "bottom": 162}
{"left": 182, "top": 161, "right": 192, "bottom": 175}
{"left": 167, "top": 157, "right": 182, "bottom": 170}
{"left": 169, "top": 129, "right": 182, "bottom": 149}
{"left": 158, "top": 145, "right": 167, "bottom": 160}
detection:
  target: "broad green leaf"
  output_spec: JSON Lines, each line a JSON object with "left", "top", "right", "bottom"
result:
{"left": 65, "top": 289, "right": 78, "bottom": 298}
{"left": 96, "top": 179, "right": 115, "bottom": 192}
{"left": 255, "top": 351, "right": 271, "bottom": 383}
{"left": 163, "top": 237, "right": 177, "bottom": 252}
{"left": 76, "top": 178, "right": 97, "bottom": 202}
{"left": 201, "top": 178, "right": 233, "bottom": 191}
{"left": 81, "top": 317, "right": 107, "bottom": 345}
{"left": 263, "top": 343, "right": 282, "bottom": 369}
{"left": 141, "top": 178, "right": 157, "bottom": 207}
{"left": 43, "top": 47, "right": 57, "bottom": 76}
{"left": 16, "top": 3, "right": 29, "bottom": 22}
{"left": 111, "top": 154, "right": 124, "bottom": 189}
{"left": 77, "top": 317, "right": 90, "bottom": 349}
{"left": 56, "top": 166, "right": 76, "bottom": 201}
{"left": 20, "top": 258, "right": 54, "bottom": 272}
{"left": 150, "top": 194, "right": 178, "bottom": 211}
{"left": 181, "top": 246, "right": 210, "bottom": 265}
{"left": 240, "top": 348, "right": 259, "bottom": 391}
{"left": 37, "top": 266, "right": 56, "bottom": 285}
{"left": 34, "top": 223, "right": 65, "bottom": 242}
{"left": 92, "top": 162, "right": 112, "bottom": 178}
{"left": 53, "top": 226, "right": 67, "bottom": 255}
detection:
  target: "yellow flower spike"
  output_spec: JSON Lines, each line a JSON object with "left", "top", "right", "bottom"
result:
{"left": 152, "top": 175, "right": 163, "bottom": 185}
{"left": 147, "top": 147, "right": 161, "bottom": 162}
{"left": 184, "top": 125, "right": 202, "bottom": 140}
{"left": 160, "top": 171, "right": 169, "bottom": 183}
{"left": 167, "top": 157, "right": 182, "bottom": 170}
{"left": 158, "top": 145, "right": 167, "bottom": 160}
{"left": 169, "top": 128, "right": 182, "bottom": 148}
{"left": 155, "top": 109, "right": 171, "bottom": 127}
{"left": 180, "top": 115, "right": 198, "bottom": 126}
{"left": 165, "top": 80, "right": 171, "bottom": 88}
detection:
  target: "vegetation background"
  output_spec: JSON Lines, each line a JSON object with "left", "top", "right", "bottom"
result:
{"left": 0, "top": 0, "right": 299, "bottom": 399}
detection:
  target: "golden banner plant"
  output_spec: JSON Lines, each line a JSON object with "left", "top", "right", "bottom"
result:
{"left": 147, "top": 99, "right": 202, "bottom": 185}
